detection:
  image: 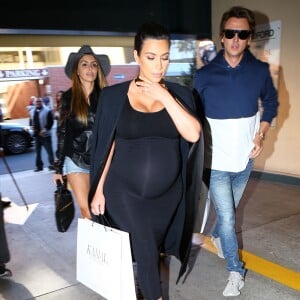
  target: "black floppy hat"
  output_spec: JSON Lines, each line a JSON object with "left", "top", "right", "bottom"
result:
{"left": 64, "top": 45, "right": 111, "bottom": 79}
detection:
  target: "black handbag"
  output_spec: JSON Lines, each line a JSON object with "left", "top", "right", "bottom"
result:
{"left": 54, "top": 179, "right": 75, "bottom": 232}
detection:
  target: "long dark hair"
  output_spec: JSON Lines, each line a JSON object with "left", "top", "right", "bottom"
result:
{"left": 134, "top": 22, "right": 170, "bottom": 55}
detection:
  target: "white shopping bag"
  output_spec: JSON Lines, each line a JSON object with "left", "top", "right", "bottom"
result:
{"left": 76, "top": 218, "right": 136, "bottom": 300}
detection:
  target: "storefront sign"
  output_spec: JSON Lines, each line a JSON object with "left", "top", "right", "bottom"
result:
{"left": 0, "top": 68, "right": 48, "bottom": 81}
{"left": 250, "top": 20, "right": 281, "bottom": 127}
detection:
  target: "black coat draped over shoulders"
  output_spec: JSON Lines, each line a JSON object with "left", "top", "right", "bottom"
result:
{"left": 88, "top": 80, "right": 204, "bottom": 282}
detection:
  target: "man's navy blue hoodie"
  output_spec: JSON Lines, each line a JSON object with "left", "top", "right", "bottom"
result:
{"left": 194, "top": 48, "right": 278, "bottom": 123}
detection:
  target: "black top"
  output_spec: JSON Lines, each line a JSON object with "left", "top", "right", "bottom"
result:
{"left": 55, "top": 87, "right": 101, "bottom": 173}
{"left": 117, "top": 97, "right": 179, "bottom": 139}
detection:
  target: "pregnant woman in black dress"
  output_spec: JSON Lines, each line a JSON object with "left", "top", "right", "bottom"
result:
{"left": 89, "top": 22, "right": 201, "bottom": 300}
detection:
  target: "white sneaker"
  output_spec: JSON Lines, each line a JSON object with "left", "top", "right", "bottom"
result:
{"left": 223, "top": 271, "right": 244, "bottom": 297}
{"left": 211, "top": 236, "right": 225, "bottom": 259}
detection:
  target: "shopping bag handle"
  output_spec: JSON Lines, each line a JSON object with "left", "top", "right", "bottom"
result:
{"left": 56, "top": 177, "right": 68, "bottom": 190}
{"left": 91, "top": 213, "right": 114, "bottom": 231}
{"left": 56, "top": 180, "right": 62, "bottom": 187}
{"left": 98, "top": 214, "right": 112, "bottom": 227}
{"left": 55, "top": 180, "right": 64, "bottom": 193}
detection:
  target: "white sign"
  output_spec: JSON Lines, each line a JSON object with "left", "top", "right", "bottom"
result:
{"left": 250, "top": 20, "right": 281, "bottom": 127}
{"left": 250, "top": 20, "right": 281, "bottom": 88}
{"left": 0, "top": 68, "right": 48, "bottom": 81}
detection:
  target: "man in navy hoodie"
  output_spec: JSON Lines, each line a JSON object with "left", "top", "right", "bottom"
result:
{"left": 193, "top": 6, "right": 278, "bottom": 297}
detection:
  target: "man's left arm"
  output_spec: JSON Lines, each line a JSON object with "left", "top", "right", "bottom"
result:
{"left": 251, "top": 68, "right": 279, "bottom": 158}
{"left": 45, "top": 110, "right": 54, "bottom": 130}
{"left": 259, "top": 68, "right": 279, "bottom": 137}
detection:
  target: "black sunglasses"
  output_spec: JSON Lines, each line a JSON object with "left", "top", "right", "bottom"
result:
{"left": 223, "top": 29, "right": 252, "bottom": 40}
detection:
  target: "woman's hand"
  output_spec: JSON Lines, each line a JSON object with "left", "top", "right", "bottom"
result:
{"left": 135, "top": 79, "right": 170, "bottom": 104}
{"left": 91, "top": 193, "right": 106, "bottom": 215}
{"left": 90, "top": 141, "right": 114, "bottom": 217}
{"left": 135, "top": 79, "right": 201, "bottom": 142}
{"left": 53, "top": 173, "right": 64, "bottom": 185}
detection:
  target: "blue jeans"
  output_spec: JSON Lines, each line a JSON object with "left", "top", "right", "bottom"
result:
{"left": 209, "top": 159, "right": 254, "bottom": 276}
{"left": 35, "top": 135, "right": 54, "bottom": 169}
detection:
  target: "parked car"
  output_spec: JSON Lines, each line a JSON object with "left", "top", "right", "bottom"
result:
{"left": 0, "top": 122, "right": 34, "bottom": 154}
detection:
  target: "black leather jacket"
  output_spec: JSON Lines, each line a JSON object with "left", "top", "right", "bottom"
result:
{"left": 54, "top": 87, "right": 100, "bottom": 174}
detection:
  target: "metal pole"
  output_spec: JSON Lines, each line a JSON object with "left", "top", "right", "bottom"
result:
{"left": 0, "top": 147, "right": 29, "bottom": 210}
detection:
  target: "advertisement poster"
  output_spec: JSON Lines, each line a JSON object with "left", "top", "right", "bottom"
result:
{"left": 250, "top": 20, "right": 282, "bottom": 90}
{"left": 250, "top": 20, "right": 281, "bottom": 126}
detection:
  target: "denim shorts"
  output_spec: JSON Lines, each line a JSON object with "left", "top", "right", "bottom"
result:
{"left": 63, "top": 156, "right": 89, "bottom": 175}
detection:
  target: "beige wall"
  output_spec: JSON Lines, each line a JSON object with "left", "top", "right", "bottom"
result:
{"left": 212, "top": 0, "right": 300, "bottom": 177}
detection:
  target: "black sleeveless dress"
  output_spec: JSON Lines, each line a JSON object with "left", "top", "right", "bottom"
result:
{"left": 103, "top": 97, "right": 183, "bottom": 299}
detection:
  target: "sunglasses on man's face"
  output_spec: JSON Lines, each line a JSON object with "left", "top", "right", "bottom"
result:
{"left": 223, "top": 29, "right": 252, "bottom": 40}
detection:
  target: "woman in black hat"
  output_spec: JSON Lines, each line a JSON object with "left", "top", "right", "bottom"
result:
{"left": 53, "top": 45, "right": 110, "bottom": 219}
{"left": 89, "top": 23, "right": 203, "bottom": 299}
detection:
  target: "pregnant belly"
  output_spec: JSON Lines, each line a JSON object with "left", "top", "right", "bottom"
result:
{"left": 109, "top": 137, "right": 181, "bottom": 198}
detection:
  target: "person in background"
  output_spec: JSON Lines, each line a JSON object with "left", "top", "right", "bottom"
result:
{"left": 43, "top": 91, "right": 54, "bottom": 110}
{"left": 29, "top": 97, "right": 55, "bottom": 172}
{"left": 53, "top": 45, "right": 110, "bottom": 219}
{"left": 193, "top": 6, "right": 278, "bottom": 297}
{"left": 26, "top": 96, "right": 36, "bottom": 115}
{"left": 0, "top": 148, "right": 11, "bottom": 278}
{"left": 89, "top": 22, "right": 201, "bottom": 300}
{"left": 0, "top": 103, "right": 3, "bottom": 122}
{"left": 0, "top": 168, "right": 12, "bottom": 279}
{"left": 53, "top": 90, "right": 64, "bottom": 120}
